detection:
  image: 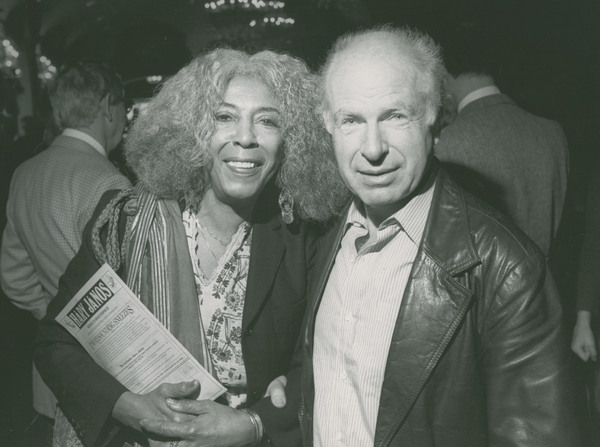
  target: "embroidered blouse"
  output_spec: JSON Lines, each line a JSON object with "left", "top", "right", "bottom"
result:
{"left": 182, "top": 209, "right": 253, "bottom": 408}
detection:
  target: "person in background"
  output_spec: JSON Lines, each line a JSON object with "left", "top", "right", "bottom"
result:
{"left": 572, "top": 170, "right": 600, "bottom": 362}
{"left": 297, "top": 25, "right": 580, "bottom": 446}
{"left": 434, "top": 22, "right": 569, "bottom": 257}
{"left": 34, "top": 48, "right": 344, "bottom": 447}
{"left": 0, "top": 62, "right": 131, "bottom": 442}
{"left": 572, "top": 163, "right": 600, "bottom": 444}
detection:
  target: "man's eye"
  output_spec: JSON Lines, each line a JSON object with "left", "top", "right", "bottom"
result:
{"left": 340, "top": 117, "right": 357, "bottom": 126}
{"left": 389, "top": 113, "right": 408, "bottom": 122}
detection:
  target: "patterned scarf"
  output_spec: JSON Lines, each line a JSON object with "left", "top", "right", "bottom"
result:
{"left": 53, "top": 185, "right": 215, "bottom": 447}
{"left": 116, "top": 186, "right": 213, "bottom": 373}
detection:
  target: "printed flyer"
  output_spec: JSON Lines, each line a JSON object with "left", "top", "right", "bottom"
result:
{"left": 56, "top": 263, "right": 226, "bottom": 400}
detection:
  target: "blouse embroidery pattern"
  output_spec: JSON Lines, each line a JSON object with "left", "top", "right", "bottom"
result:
{"left": 182, "top": 209, "right": 253, "bottom": 408}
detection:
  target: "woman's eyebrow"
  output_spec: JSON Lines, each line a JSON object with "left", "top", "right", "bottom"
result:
{"left": 218, "top": 103, "right": 281, "bottom": 114}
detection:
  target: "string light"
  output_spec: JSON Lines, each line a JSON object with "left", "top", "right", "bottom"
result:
{"left": 0, "top": 30, "right": 56, "bottom": 86}
{"left": 0, "top": 35, "right": 21, "bottom": 79}
{"left": 145, "top": 75, "right": 163, "bottom": 84}
{"left": 203, "top": 0, "right": 294, "bottom": 28}
{"left": 37, "top": 49, "right": 57, "bottom": 85}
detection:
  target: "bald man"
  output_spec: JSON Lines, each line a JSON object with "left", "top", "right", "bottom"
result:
{"left": 297, "top": 26, "right": 580, "bottom": 447}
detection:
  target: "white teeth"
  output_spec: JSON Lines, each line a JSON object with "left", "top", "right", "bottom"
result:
{"left": 227, "top": 161, "right": 257, "bottom": 169}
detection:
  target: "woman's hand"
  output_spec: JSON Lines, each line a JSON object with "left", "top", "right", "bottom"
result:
{"left": 571, "top": 311, "right": 597, "bottom": 362}
{"left": 141, "top": 375, "right": 289, "bottom": 446}
{"left": 112, "top": 380, "right": 201, "bottom": 431}
{"left": 141, "top": 400, "right": 256, "bottom": 447}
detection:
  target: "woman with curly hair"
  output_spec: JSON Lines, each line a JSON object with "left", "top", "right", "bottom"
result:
{"left": 35, "top": 48, "right": 348, "bottom": 447}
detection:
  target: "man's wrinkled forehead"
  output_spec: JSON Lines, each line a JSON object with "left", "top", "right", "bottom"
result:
{"left": 324, "top": 40, "right": 422, "bottom": 108}
{"left": 327, "top": 33, "right": 409, "bottom": 73}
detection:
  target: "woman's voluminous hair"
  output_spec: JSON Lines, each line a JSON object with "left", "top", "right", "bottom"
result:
{"left": 48, "top": 62, "right": 124, "bottom": 131}
{"left": 125, "top": 48, "right": 350, "bottom": 222}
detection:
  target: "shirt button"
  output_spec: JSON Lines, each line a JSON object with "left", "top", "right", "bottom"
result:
{"left": 344, "top": 313, "right": 352, "bottom": 322}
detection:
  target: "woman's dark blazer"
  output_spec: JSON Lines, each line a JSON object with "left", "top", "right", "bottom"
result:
{"left": 34, "top": 188, "right": 315, "bottom": 447}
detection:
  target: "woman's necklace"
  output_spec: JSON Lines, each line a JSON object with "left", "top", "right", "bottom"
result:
{"left": 197, "top": 227, "right": 222, "bottom": 265}
{"left": 194, "top": 224, "right": 226, "bottom": 282}
{"left": 197, "top": 221, "right": 229, "bottom": 247}
{"left": 193, "top": 215, "right": 233, "bottom": 281}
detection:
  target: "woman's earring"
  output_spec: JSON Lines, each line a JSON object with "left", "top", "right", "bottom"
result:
{"left": 278, "top": 191, "right": 294, "bottom": 224}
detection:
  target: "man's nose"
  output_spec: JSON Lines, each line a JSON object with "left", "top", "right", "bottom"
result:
{"left": 234, "top": 119, "right": 259, "bottom": 148}
{"left": 361, "top": 124, "right": 387, "bottom": 161}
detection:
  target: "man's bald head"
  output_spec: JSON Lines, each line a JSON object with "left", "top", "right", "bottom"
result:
{"left": 320, "top": 25, "right": 447, "bottom": 129}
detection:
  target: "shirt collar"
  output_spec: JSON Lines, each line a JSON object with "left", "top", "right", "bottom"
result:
{"left": 457, "top": 85, "right": 501, "bottom": 113}
{"left": 62, "top": 128, "right": 107, "bottom": 157}
{"left": 345, "top": 178, "right": 436, "bottom": 245}
{"left": 346, "top": 199, "right": 368, "bottom": 230}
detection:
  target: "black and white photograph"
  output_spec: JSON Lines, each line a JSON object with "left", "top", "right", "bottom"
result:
{"left": 0, "top": 0, "right": 598, "bottom": 446}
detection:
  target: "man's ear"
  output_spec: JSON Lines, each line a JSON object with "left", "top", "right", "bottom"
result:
{"left": 322, "top": 110, "right": 334, "bottom": 134}
{"left": 101, "top": 95, "right": 114, "bottom": 122}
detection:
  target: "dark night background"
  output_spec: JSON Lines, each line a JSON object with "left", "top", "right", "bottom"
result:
{"left": 0, "top": 0, "right": 599, "bottom": 445}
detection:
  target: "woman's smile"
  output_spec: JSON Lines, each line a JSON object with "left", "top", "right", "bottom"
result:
{"left": 224, "top": 158, "right": 264, "bottom": 173}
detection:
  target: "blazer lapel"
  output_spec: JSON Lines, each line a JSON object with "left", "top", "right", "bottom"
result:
{"left": 374, "top": 171, "right": 481, "bottom": 446}
{"left": 243, "top": 216, "right": 285, "bottom": 332}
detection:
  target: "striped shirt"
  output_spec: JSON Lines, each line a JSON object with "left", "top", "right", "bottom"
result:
{"left": 313, "top": 181, "right": 435, "bottom": 446}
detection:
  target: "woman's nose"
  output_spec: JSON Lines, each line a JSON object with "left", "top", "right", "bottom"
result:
{"left": 234, "top": 120, "right": 258, "bottom": 148}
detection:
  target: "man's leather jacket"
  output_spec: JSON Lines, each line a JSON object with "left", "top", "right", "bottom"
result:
{"left": 300, "top": 167, "right": 581, "bottom": 446}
